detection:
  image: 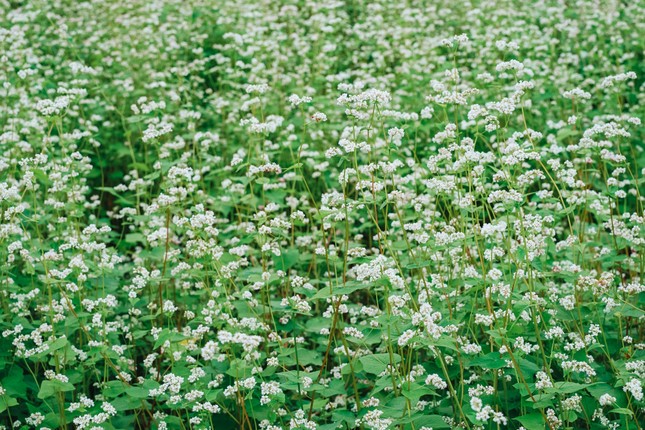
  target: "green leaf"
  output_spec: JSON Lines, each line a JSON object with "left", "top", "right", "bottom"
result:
{"left": 529, "top": 392, "right": 556, "bottom": 409}
{"left": 102, "top": 380, "right": 128, "bottom": 398}
{"left": 547, "top": 382, "right": 588, "bottom": 394}
{"left": 409, "top": 415, "right": 450, "bottom": 429}
{"left": 48, "top": 337, "right": 68, "bottom": 352}
{"left": 0, "top": 396, "right": 18, "bottom": 413}
{"left": 2, "top": 367, "right": 26, "bottom": 399}
{"left": 404, "top": 261, "right": 432, "bottom": 269}
{"left": 516, "top": 413, "right": 546, "bottom": 430}
{"left": 468, "top": 352, "right": 508, "bottom": 369}
{"left": 609, "top": 408, "right": 633, "bottom": 416}
{"left": 312, "top": 283, "right": 371, "bottom": 300}
{"left": 586, "top": 382, "right": 614, "bottom": 398}
{"left": 153, "top": 330, "right": 188, "bottom": 349}
{"left": 38, "top": 380, "right": 75, "bottom": 399}
{"left": 125, "top": 387, "right": 150, "bottom": 399}
{"left": 358, "top": 353, "right": 401, "bottom": 375}
{"left": 401, "top": 383, "right": 436, "bottom": 403}
{"left": 111, "top": 395, "right": 143, "bottom": 412}
{"left": 556, "top": 128, "right": 579, "bottom": 142}
{"left": 275, "top": 248, "right": 300, "bottom": 271}
{"left": 125, "top": 233, "right": 146, "bottom": 244}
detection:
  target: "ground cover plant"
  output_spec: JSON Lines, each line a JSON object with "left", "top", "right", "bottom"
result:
{"left": 0, "top": 0, "right": 644, "bottom": 429}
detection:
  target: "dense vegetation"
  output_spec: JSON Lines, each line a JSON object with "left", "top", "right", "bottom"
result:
{"left": 0, "top": 0, "right": 644, "bottom": 429}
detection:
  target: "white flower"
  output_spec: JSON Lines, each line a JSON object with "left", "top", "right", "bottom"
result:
{"left": 599, "top": 393, "right": 616, "bottom": 406}
{"left": 623, "top": 378, "right": 643, "bottom": 401}
{"left": 311, "top": 112, "right": 327, "bottom": 122}
{"left": 387, "top": 127, "right": 404, "bottom": 146}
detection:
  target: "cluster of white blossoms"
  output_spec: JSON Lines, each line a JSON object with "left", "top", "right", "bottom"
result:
{"left": 0, "top": 0, "right": 643, "bottom": 429}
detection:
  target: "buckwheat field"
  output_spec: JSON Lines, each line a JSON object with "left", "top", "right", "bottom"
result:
{"left": 1, "top": 0, "right": 644, "bottom": 429}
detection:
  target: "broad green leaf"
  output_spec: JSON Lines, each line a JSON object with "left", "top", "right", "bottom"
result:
{"left": 0, "top": 396, "right": 18, "bottom": 413}
{"left": 38, "top": 380, "right": 75, "bottom": 399}
{"left": 359, "top": 353, "right": 401, "bottom": 375}
{"left": 468, "top": 352, "right": 508, "bottom": 369}
{"left": 516, "top": 413, "right": 546, "bottom": 430}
